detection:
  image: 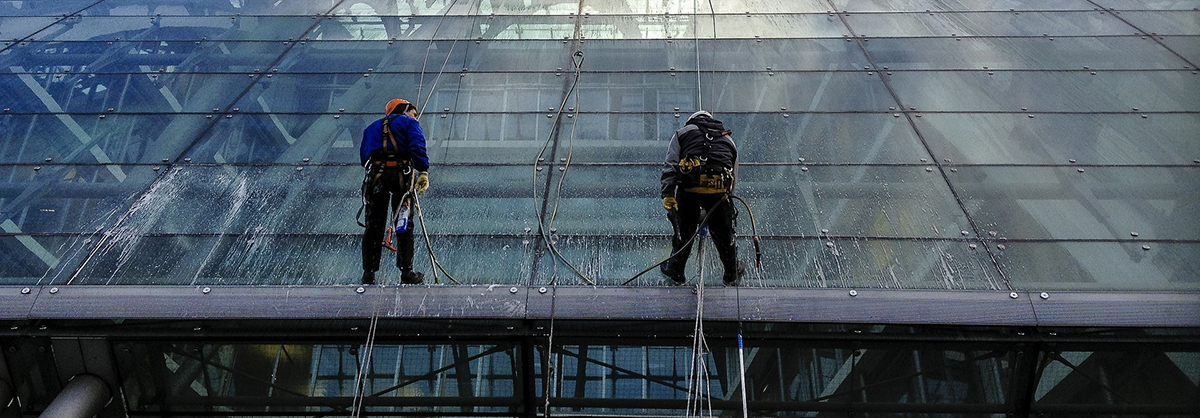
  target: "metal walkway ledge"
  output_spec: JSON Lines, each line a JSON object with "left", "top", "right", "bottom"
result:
{"left": 1, "top": 286, "right": 1197, "bottom": 328}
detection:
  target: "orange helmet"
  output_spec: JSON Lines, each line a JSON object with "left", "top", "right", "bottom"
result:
{"left": 384, "top": 98, "right": 413, "bottom": 115}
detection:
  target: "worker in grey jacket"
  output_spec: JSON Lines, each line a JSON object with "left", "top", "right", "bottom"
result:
{"left": 659, "top": 110, "right": 744, "bottom": 286}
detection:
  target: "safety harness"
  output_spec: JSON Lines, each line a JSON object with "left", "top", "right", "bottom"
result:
{"left": 356, "top": 115, "right": 417, "bottom": 250}
{"left": 678, "top": 124, "right": 734, "bottom": 194}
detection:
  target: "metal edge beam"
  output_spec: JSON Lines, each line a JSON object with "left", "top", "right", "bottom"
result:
{"left": 2, "top": 286, "right": 1197, "bottom": 327}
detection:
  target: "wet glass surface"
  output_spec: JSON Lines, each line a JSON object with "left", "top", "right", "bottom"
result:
{"left": 0, "top": 0, "right": 1196, "bottom": 291}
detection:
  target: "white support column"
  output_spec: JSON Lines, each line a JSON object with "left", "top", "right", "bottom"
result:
{"left": 39, "top": 374, "right": 110, "bottom": 418}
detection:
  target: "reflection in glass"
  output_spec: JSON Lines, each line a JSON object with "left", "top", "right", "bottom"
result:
{"left": 916, "top": 113, "right": 1200, "bottom": 165}
{"left": 1001, "top": 242, "right": 1200, "bottom": 291}
{"left": 887, "top": 70, "right": 1200, "bottom": 112}
{"left": 866, "top": 36, "right": 1188, "bottom": 70}
{"left": 952, "top": 166, "right": 1199, "bottom": 240}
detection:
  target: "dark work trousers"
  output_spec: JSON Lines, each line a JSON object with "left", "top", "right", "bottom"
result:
{"left": 362, "top": 166, "right": 415, "bottom": 273}
{"left": 669, "top": 191, "right": 738, "bottom": 277}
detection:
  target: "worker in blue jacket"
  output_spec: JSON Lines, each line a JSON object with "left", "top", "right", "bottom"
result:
{"left": 360, "top": 98, "right": 430, "bottom": 285}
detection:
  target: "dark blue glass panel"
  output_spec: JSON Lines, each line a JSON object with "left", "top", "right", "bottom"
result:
{"left": 0, "top": 164, "right": 152, "bottom": 232}
{"left": 0, "top": 234, "right": 91, "bottom": 285}
{"left": 0, "top": 1, "right": 93, "bottom": 16}
{"left": 0, "top": 72, "right": 255, "bottom": 113}
{"left": 0, "top": 40, "right": 295, "bottom": 72}
{"left": 0, "top": 113, "right": 216, "bottom": 164}
{"left": 0, "top": 15, "right": 59, "bottom": 40}
{"left": 28, "top": 15, "right": 319, "bottom": 41}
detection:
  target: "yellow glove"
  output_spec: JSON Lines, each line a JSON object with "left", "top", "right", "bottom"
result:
{"left": 415, "top": 172, "right": 429, "bottom": 195}
{"left": 662, "top": 197, "right": 678, "bottom": 211}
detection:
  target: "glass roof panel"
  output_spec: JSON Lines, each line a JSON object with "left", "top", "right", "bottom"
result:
{"left": 68, "top": 234, "right": 539, "bottom": 285}
{"left": 661, "top": 39, "right": 870, "bottom": 71}
{"left": 842, "top": 11, "right": 1137, "bottom": 37}
{"left": 702, "top": 0, "right": 830, "bottom": 13}
{"left": 915, "top": 113, "right": 1200, "bottom": 165}
{"left": 1093, "top": 0, "right": 1200, "bottom": 10}
{"left": 886, "top": 70, "right": 1200, "bottom": 112}
{"left": 95, "top": 0, "right": 339, "bottom": 16}
{"left": 1159, "top": 35, "right": 1200, "bottom": 63}
{"left": 0, "top": 113, "right": 212, "bottom": 164}
{"left": 574, "top": 72, "right": 897, "bottom": 112}
{"left": 0, "top": 72, "right": 256, "bottom": 113}
{"left": 0, "top": 1, "right": 94, "bottom": 16}
{"left": 541, "top": 236, "right": 1006, "bottom": 289}
{"left": 1117, "top": 10, "right": 1200, "bottom": 35}
{"left": 832, "top": 0, "right": 1098, "bottom": 12}
{"left": 865, "top": 36, "right": 1189, "bottom": 70}
{"left": 0, "top": 40, "right": 293, "bottom": 73}
{"left": 547, "top": 165, "right": 970, "bottom": 238}
{"left": 0, "top": 234, "right": 90, "bottom": 285}
{"left": 0, "top": 164, "right": 151, "bottom": 233}
{"left": 0, "top": 16, "right": 59, "bottom": 40}
{"left": 578, "top": 14, "right": 849, "bottom": 40}
{"left": 27, "top": 15, "right": 319, "bottom": 42}
{"left": 335, "top": 0, "right": 480, "bottom": 16}
{"left": 270, "top": 40, "right": 571, "bottom": 72}
{"left": 317, "top": 15, "right": 579, "bottom": 40}
{"left": 950, "top": 166, "right": 1200, "bottom": 240}
{"left": 559, "top": 113, "right": 930, "bottom": 164}
{"left": 1001, "top": 242, "right": 1200, "bottom": 291}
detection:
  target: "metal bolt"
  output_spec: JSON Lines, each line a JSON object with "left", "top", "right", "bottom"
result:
{"left": 997, "top": 244, "right": 1006, "bottom": 250}
{"left": 302, "top": 158, "right": 310, "bottom": 162}
{"left": 49, "top": 287, "right": 59, "bottom": 294}
{"left": 1077, "top": 168, "right": 1085, "bottom": 173}
{"left": 510, "top": 287, "right": 518, "bottom": 294}
{"left": 961, "top": 230, "right": 969, "bottom": 236}
{"left": 801, "top": 166, "right": 808, "bottom": 171}
{"left": 826, "top": 241, "right": 835, "bottom": 248}
{"left": 356, "top": 287, "right": 365, "bottom": 294}
{"left": 1069, "top": 159, "right": 1076, "bottom": 163}
{"left": 821, "top": 228, "right": 830, "bottom": 234}
{"left": 1142, "top": 245, "right": 1151, "bottom": 251}
{"left": 969, "top": 243, "right": 977, "bottom": 250}
{"left": 849, "top": 289, "right": 858, "bottom": 297}
{"left": 1040, "top": 292, "right": 1049, "bottom": 299}
{"left": 21, "top": 288, "right": 30, "bottom": 294}
{"left": 539, "top": 287, "right": 547, "bottom": 294}
{"left": 202, "top": 287, "right": 211, "bottom": 294}
{"left": 1130, "top": 231, "right": 1139, "bottom": 237}
{"left": 1010, "top": 292, "right": 1019, "bottom": 299}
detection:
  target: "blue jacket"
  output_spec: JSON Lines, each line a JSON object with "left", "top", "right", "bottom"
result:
{"left": 360, "top": 114, "right": 429, "bottom": 171}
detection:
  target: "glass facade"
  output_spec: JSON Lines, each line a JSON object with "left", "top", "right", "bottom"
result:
{"left": 1, "top": 0, "right": 1197, "bottom": 289}
{"left": 1, "top": 0, "right": 1198, "bottom": 417}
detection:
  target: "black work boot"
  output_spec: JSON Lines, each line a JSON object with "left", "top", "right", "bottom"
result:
{"left": 722, "top": 260, "right": 746, "bottom": 286}
{"left": 361, "top": 270, "right": 376, "bottom": 285}
{"left": 660, "top": 261, "right": 686, "bottom": 285}
{"left": 401, "top": 269, "right": 425, "bottom": 285}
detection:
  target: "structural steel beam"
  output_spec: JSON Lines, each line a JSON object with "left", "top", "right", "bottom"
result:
{"left": 39, "top": 374, "right": 110, "bottom": 418}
